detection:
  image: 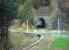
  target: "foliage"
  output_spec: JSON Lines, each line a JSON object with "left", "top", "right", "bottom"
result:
{"left": 0, "top": 0, "right": 20, "bottom": 22}
{"left": 17, "top": 0, "right": 34, "bottom": 25}
{"left": 32, "top": 0, "right": 43, "bottom": 9}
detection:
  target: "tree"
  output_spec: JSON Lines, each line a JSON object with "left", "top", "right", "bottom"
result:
{"left": 32, "top": 0, "right": 43, "bottom": 9}
{"left": 0, "top": 0, "right": 20, "bottom": 50}
{"left": 32, "top": 0, "right": 50, "bottom": 9}
{"left": 44, "top": 0, "right": 64, "bottom": 30}
{"left": 61, "top": 8, "right": 69, "bottom": 30}
{"left": 17, "top": 0, "right": 34, "bottom": 26}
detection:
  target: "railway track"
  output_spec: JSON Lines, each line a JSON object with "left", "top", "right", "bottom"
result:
{"left": 10, "top": 35, "right": 45, "bottom": 50}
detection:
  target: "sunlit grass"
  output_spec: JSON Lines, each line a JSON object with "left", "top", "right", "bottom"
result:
{"left": 51, "top": 37, "right": 69, "bottom": 48}
{"left": 9, "top": 26, "right": 68, "bottom": 33}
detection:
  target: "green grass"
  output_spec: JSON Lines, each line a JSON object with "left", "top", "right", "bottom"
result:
{"left": 40, "top": 37, "right": 69, "bottom": 50}
{"left": 52, "top": 37, "right": 69, "bottom": 48}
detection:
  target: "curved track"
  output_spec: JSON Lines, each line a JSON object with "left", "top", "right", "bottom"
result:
{"left": 10, "top": 34, "right": 45, "bottom": 50}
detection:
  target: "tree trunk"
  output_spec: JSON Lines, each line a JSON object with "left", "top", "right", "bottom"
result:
{"left": 0, "top": 16, "right": 8, "bottom": 50}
